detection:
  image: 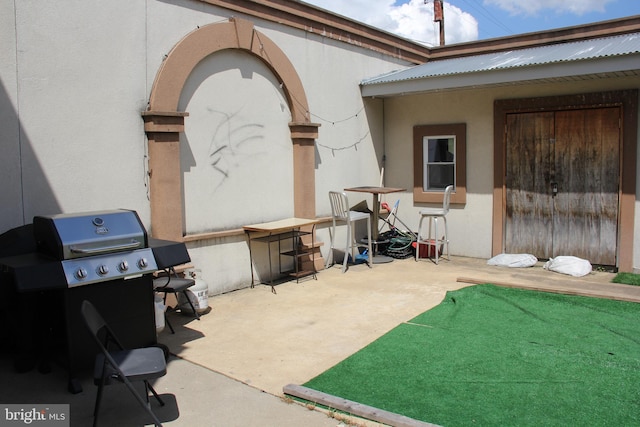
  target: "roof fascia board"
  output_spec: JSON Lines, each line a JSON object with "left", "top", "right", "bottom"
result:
{"left": 360, "top": 54, "right": 640, "bottom": 97}
{"left": 197, "top": 0, "right": 430, "bottom": 64}
{"left": 429, "top": 15, "right": 640, "bottom": 60}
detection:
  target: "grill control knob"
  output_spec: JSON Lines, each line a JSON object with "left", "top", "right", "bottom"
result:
{"left": 75, "top": 268, "right": 88, "bottom": 280}
{"left": 118, "top": 260, "right": 129, "bottom": 272}
{"left": 97, "top": 265, "right": 109, "bottom": 276}
{"left": 137, "top": 258, "right": 148, "bottom": 269}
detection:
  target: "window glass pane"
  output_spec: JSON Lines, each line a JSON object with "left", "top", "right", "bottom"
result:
{"left": 423, "top": 135, "right": 455, "bottom": 191}
{"left": 427, "top": 164, "right": 454, "bottom": 189}
{"left": 427, "top": 137, "right": 455, "bottom": 162}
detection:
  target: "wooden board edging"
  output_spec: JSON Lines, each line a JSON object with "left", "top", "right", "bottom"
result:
{"left": 283, "top": 384, "right": 441, "bottom": 427}
{"left": 456, "top": 277, "right": 640, "bottom": 303}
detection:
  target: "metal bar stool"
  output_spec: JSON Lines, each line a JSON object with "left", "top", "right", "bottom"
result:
{"left": 415, "top": 185, "right": 452, "bottom": 264}
{"left": 326, "top": 191, "right": 372, "bottom": 273}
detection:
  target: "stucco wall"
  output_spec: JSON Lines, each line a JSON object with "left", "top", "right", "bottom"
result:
{"left": 178, "top": 49, "right": 295, "bottom": 233}
{"left": 381, "top": 76, "right": 640, "bottom": 265}
{"left": 260, "top": 26, "right": 393, "bottom": 214}
{"left": 9, "top": 1, "right": 151, "bottom": 222}
{"left": 1, "top": 0, "right": 411, "bottom": 295}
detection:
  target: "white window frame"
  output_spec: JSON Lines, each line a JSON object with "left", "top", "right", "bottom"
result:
{"left": 423, "top": 134, "right": 456, "bottom": 192}
{"left": 413, "top": 123, "right": 466, "bottom": 205}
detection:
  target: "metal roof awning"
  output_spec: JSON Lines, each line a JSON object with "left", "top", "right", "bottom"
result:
{"left": 361, "top": 32, "right": 640, "bottom": 97}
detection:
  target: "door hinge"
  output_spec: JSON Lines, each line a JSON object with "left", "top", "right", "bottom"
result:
{"left": 549, "top": 138, "right": 556, "bottom": 144}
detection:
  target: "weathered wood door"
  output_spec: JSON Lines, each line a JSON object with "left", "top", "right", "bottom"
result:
{"left": 505, "top": 108, "right": 620, "bottom": 265}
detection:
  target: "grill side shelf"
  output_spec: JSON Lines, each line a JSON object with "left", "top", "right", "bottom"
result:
{"left": 0, "top": 253, "right": 67, "bottom": 292}
{"left": 148, "top": 238, "right": 191, "bottom": 270}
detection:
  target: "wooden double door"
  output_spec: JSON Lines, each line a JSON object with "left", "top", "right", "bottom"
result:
{"left": 505, "top": 107, "right": 620, "bottom": 266}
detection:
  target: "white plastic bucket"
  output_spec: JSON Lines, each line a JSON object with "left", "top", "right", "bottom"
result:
{"left": 178, "top": 269, "right": 209, "bottom": 314}
{"left": 154, "top": 293, "right": 165, "bottom": 333}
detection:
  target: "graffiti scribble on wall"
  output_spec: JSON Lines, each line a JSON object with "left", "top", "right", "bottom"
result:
{"left": 206, "top": 107, "right": 266, "bottom": 188}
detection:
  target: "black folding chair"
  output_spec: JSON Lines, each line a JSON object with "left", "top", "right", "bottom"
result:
{"left": 80, "top": 300, "right": 167, "bottom": 427}
{"left": 153, "top": 267, "right": 200, "bottom": 334}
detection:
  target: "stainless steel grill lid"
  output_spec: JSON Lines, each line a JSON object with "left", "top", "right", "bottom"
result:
{"left": 34, "top": 209, "right": 148, "bottom": 260}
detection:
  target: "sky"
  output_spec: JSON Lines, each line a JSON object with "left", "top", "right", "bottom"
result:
{"left": 302, "top": 0, "right": 640, "bottom": 46}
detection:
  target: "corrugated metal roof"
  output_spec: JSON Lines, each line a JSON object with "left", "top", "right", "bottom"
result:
{"left": 361, "top": 32, "right": 640, "bottom": 86}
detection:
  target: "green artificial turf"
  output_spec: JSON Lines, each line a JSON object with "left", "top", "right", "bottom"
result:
{"left": 303, "top": 284, "right": 640, "bottom": 426}
{"left": 612, "top": 272, "right": 640, "bottom": 286}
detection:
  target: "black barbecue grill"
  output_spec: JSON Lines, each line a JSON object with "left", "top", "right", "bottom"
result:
{"left": 0, "top": 209, "right": 190, "bottom": 393}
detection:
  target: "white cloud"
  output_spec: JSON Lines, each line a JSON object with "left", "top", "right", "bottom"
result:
{"left": 484, "top": 0, "right": 615, "bottom": 16}
{"left": 388, "top": 0, "right": 478, "bottom": 45}
{"left": 303, "top": 0, "right": 478, "bottom": 46}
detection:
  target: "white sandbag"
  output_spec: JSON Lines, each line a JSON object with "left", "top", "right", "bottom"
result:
{"left": 487, "top": 253, "right": 538, "bottom": 268}
{"left": 543, "top": 256, "right": 592, "bottom": 277}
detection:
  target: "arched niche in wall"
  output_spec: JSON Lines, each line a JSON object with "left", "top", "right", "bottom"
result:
{"left": 143, "top": 17, "right": 319, "bottom": 241}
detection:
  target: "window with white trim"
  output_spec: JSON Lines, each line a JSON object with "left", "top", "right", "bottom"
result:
{"left": 423, "top": 135, "right": 455, "bottom": 191}
{"left": 413, "top": 123, "right": 466, "bottom": 204}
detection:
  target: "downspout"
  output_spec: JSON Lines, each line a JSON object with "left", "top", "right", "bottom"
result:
{"left": 380, "top": 99, "right": 386, "bottom": 187}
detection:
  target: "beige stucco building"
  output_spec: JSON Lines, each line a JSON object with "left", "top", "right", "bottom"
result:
{"left": 1, "top": 1, "right": 639, "bottom": 295}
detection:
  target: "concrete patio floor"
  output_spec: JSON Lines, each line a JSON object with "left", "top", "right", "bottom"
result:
{"left": 1, "top": 256, "right": 638, "bottom": 426}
